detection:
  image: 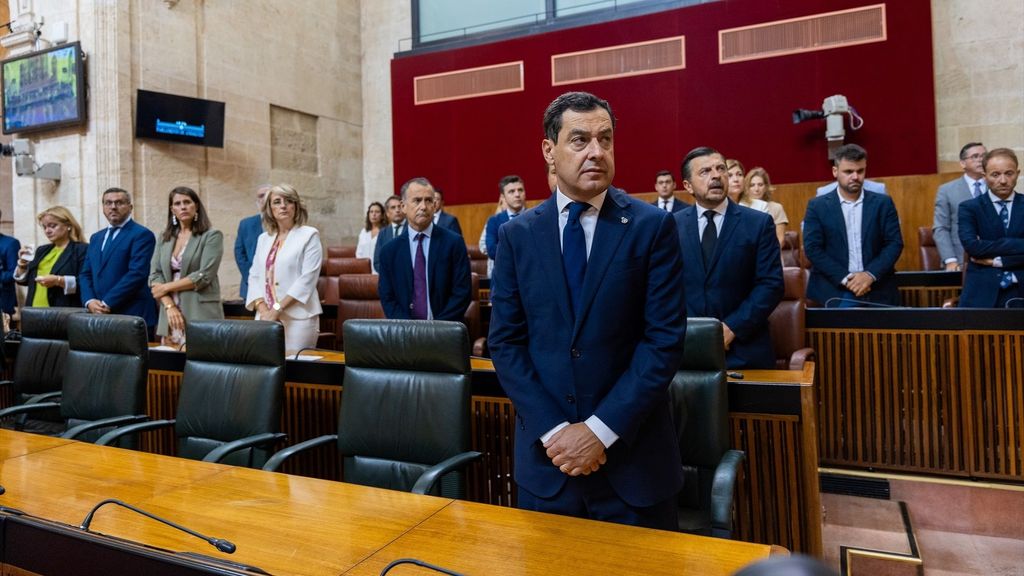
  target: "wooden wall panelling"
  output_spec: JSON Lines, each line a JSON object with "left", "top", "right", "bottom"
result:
{"left": 963, "top": 332, "right": 1024, "bottom": 480}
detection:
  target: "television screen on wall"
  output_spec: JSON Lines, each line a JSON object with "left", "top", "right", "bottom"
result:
{"left": 135, "top": 89, "right": 225, "bottom": 148}
{"left": 1, "top": 42, "right": 87, "bottom": 135}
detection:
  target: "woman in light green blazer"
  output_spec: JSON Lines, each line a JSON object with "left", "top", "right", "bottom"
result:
{"left": 149, "top": 186, "right": 224, "bottom": 347}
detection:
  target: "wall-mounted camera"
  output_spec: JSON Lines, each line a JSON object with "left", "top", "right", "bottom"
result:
{"left": 793, "top": 94, "right": 864, "bottom": 157}
{"left": 0, "top": 138, "right": 61, "bottom": 181}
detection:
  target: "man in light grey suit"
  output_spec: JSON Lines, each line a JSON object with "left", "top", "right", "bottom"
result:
{"left": 933, "top": 142, "right": 987, "bottom": 270}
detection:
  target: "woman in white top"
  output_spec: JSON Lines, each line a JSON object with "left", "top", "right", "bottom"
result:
{"left": 246, "top": 184, "right": 323, "bottom": 353}
{"left": 355, "top": 201, "right": 385, "bottom": 273}
{"left": 743, "top": 167, "right": 789, "bottom": 246}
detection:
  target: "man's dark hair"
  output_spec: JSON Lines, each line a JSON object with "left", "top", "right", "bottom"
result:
{"left": 655, "top": 170, "right": 672, "bottom": 179}
{"left": 385, "top": 194, "right": 402, "bottom": 207}
{"left": 433, "top": 187, "right": 444, "bottom": 198}
{"left": 499, "top": 175, "right": 523, "bottom": 193}
{"left": 958, "top": 141, "right": 983, "bottom": 159}
{"left": 983, "top": 147, "right": 1019, "bottom": 171}
{"left": 543, "top": 92, "right": 615, "bottom": 142}
{"left": 680, "top": 147, "right": 720, "bottom": 182}
{"left": 102, "top": 187, "right": 132, "bottom": 203}
{"left": 399, "top": 177, "right": 432, "bottom": 200}
{"left": 832, "top": 143, "right": 867, "bottom": 166}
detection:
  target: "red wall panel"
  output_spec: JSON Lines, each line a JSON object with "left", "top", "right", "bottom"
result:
{"left": 391, "top": 0, "right": 935, "bottom": 205}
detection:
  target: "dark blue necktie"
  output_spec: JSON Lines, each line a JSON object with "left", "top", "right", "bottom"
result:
{"left": 562, "top": 202, "right": 589, "bottom": 315}
{"left": 701, "top": 211, "right": 718, "bottom": 268}
{"left": 412, "top": 233, "right": 428, "bottom": 319}
{"left": 998, "top": 201, "right": 1013, "bottom": 289}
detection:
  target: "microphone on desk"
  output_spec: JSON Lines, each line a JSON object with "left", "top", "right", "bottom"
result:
{"left": 379, "top": 558, "right": 465, "bottom": 576}
{"left": 823, "top": 297, "right": 901, "bottom": 309}
{"left": 79, "top": 498, "right": 236, "bottom": 554}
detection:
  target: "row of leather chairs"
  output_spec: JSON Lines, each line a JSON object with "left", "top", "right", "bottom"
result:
{"left": 1, "top": 308, "right": 745, "bottom": 537}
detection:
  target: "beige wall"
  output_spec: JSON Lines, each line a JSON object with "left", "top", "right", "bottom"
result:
{"left": 932, "top": 0, "right": 1024, "bottom": 171}
{"left": 9, "top": 0, "right": 363, "bottom": 299}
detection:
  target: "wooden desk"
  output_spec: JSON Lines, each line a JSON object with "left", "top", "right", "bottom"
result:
{"left": 346, "top": 500, "right": 777, "bottom": 575}
{"left": 0, "top": 428, "right": 70, "bottom": 460}
{"left": 141, "top": 351, "right": 819, "bottom": 555}
{"left": 0, "top": 431, "right": 781, "bottom": 576}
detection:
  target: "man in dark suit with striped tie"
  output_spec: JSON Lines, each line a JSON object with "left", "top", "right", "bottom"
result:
{"left": 958, "top": 148, "right": 1024, "bottom": 308}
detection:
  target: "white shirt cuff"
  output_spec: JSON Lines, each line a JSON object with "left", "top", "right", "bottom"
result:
{"left": 944, "top": 258, "right": 958, "bottom": 265}
{"left": 993, "top": 257, "right": 1004, "bottom": 268}
{"left": 540, "top": 422, "right": 569, "bottom": 444}
{"left": 584, "top": 415, "right": 619, "bottom": 449}
{"left": 64, "top": 275, "right": 77, "bottom": 295}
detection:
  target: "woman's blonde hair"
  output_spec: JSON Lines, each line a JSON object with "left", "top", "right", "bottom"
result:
{"left": 743, "top": 167, "right": 774, "bottom": 202}
{"left": 37, "top": 206, "right": 84, "bottom": 242}
{"left": 261, "top": 184, "right": 309, "bottom": 234}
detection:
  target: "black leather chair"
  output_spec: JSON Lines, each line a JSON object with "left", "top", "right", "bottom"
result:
{"left": 0, "top": 307, "right": 82, "bottom": 433}
{"left": 669, "top": 317, "right": 745, "bottom": 538}
{"left": 98, "top": 320, "right": 286, "bottom": 467}
{"left": 0, "top": 314, "right": 150, "bottom": 445}
{"left": 264, "top": 319, "right": 481, "bottom": 497}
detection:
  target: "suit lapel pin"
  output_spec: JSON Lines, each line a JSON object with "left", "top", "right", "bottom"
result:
{"left": 620, "top": 217, "right": 629, "bottom": 224}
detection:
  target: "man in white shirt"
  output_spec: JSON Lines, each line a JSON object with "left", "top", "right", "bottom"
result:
{"left": 651, "top": 170, "right": 684, "bottom": 213}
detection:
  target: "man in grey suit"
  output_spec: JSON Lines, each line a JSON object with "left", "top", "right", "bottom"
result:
{"left": 933, "top": 142, "right": 987, "bottom": 270}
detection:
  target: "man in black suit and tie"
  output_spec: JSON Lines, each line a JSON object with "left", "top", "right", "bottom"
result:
{"left": 377, "top": 177, "right": 471, "bottom": 321}
{"left": 652, "top": 170, "right": 684, "bottom": 213}
{"left": 675, "top": 147, "right": 783, "bottom": 369}
{"left": 934, "top": 142, "right": 987, "bottom": 270}
{"left": 432, "top": 188, "right": 463, "bottom": 237}
{"left": 372, "top": 195, "right": 406, "bottom": 272}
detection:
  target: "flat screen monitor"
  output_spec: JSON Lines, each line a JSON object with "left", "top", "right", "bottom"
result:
{"left": 1, "top": 42, "right": 87, "bottom": 135}
{"left": 135, "top": 89, "right": 225, "bottom": 148}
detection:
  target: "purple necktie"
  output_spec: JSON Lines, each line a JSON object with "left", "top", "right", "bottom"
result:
{"left": 412, "top": 233, "right": 428, "bottom": 319}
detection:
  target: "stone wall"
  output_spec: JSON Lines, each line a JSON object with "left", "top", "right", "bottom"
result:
{"left": 8, "top": 0, "right": 363, "bottom": 299}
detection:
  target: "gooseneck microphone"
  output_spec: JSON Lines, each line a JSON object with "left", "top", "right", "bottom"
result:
{"left": 80, "top": 498, "right": 236, "bottom": 554}
{"left": 380, "top": 558, "right": 465, "bottom": 576}
{"left": 823, "top": 297, "right": 900, "bottom": 309}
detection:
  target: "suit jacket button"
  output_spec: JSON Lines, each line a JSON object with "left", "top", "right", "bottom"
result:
{"left": 570, "top": 348, "right": 581, "bottom": 358}
{"left": 566, "top": 394, "right": 575, "bottom": 404}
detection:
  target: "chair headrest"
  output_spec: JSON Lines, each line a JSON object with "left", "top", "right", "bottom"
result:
{"left": 68, "top": 314, "right": 148, "bottom": 356}
{"left": 186, "top": 320, "right": 285, "bottom": 366}
{"left": 344, "top": 319, "right": 470, "bottom": 374}
{"left": 20, "top": 307, "right": 83, "bottom": 339}
{"left": 782, "top": 266, "right": 806, "bottom": 300}
{"left": 680, "top": 317, "right": 725, "bottom": 371}
{"left": 339, "top": 274, "right": 380, "bottom": 299}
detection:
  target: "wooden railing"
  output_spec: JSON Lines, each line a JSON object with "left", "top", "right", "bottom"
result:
{"left": 446, "top": 172, "right": 962, "bottom": 272}
{"left": 808, "top": 308, "right": 1024, "bottom": 482}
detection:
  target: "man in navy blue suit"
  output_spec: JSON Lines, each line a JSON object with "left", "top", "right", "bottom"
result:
{"left": 432, "top": 188, "right": 463, "bottom": 237}
{"left": 484, "top": 174, "right": 527, "bottom": 275}
{"left": 804, "top": 144, "right": 903, "bottom": 307}
{"left": 489, "top": 92, "right": 686, "bottom": 530}
{"left": 652, "top": 170, "right": 685, "bottom": 213}
{"left": 675, "top": 147, "right": 783, "bottom": 369}
{"left": 80, "top": 187, "right": 157, "bottom": 328}
{"left": 373, "top": 195, "right": 406, "bottom": 273}
{"left": 377, "top": 178, "right": 471, "bottom": 321}
{"left": 234, "top": 184, "right": 269, "bottom": 300}
{"left": 0, "top": 210, "right": 21, "bottom": 315}
{"left": 958, "top": 148, "right": 1024, "bottom": 308}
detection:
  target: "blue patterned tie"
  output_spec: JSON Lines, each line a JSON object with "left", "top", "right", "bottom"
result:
{"left": 412, "top": 233, "right": 428, "bottom": 319}
{"left": 562, "top": 202, "right": 589, "bottom": 316}
{"left": 974, "top": 181, "right": 982, "bottom": 198}
{"left": 998, "top": 201, "right": 1013, "bottom": 289}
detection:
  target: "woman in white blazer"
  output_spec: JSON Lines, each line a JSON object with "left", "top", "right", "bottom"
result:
{"left": 246, "top": 184, "right": 323, "bottom": 353}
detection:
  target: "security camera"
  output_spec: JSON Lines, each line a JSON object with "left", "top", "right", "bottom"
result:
{"left": 792, "top": 94, "right": 863, "bottom": 144}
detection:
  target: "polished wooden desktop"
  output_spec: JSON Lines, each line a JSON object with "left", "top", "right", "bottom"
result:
{"left": 0, "top": 430, "right": 780, "bottom": 575}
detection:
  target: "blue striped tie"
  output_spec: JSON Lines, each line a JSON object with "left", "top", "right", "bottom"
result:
{"left": 998, "top": 201, "right": 1013, "bottom": 289}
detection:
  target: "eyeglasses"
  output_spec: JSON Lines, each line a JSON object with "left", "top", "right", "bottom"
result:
{"left": 965, "top": 153, "right": 985, "bottom": 161}
{"left": 103, "top": 200, "right": 130, "bottom": 207}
